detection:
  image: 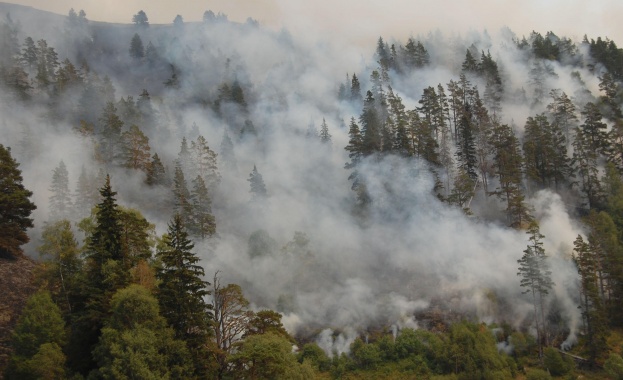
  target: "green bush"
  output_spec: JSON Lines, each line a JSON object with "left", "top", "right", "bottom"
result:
{"left": 543, "top": 347, "right": 570, "bottom": 376}
{"left": 526, "top": 368, "right": 552, "bottom": 380}
{"left": 605, "top": 353, "right": 623, "bottom": 380}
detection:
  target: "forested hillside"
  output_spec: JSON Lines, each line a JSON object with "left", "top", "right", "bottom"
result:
{"left": 1, "top": 3, "right": 623, "bottom": 379}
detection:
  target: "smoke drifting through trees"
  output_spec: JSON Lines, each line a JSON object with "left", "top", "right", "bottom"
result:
{"left": 2, "top": 3, "right": 620, "bottom": 356}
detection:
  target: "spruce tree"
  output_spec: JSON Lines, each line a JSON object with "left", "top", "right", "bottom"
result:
{"left": 145, "top": 152, "right": 168, "bottom": 186}
{"left": 69, "top": 175, "right": 128, "bottom": 375}
{"left": 0, "top": 144, "right": 36, "bottom": 257}
{"left": 248, "top": 165, "right": 267, "bottom": 200}
{"left": 319, "top": 118, "right": 332, "bottom": 144}
{"left": 190, "top": 175, "right": 216, "bottom": 239}
{"left": 156, "top": 214, "right": 211, "bottom": 375}
{"left": 517, "top": 222, "right": 554, "bottom": 359}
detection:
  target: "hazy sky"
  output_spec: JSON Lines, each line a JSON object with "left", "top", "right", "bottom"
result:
{"left": 6, "top": 0, "right": 623, "bottom": 44}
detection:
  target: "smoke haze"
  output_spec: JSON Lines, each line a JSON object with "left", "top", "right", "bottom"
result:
{"left": 1, "top": 1, "right": 609, "bottom": 351}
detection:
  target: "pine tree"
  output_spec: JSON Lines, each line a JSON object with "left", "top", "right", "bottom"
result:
{"left": 191, "top": 135, "right": 220, "bottom": 192}
{"left": 49, "top": 160, "right": 73, "bottom": 221}
{"left": 145, "top": 153, "right": 168, "bottom": 186}
{"left": 580, "top": 102, "right": 609, "bottom": 153}
{"left": 98, "top": 102, "right": 124, "bottom": 165}
{"left": 120, "top": 125, "right": 151, "bottom": 172}
{"left": 344, "top": 117, "right": 370, "bottom": 205}
{"left": 319, "top": 118, "right": 332, "bottom": 144}
{"left": 0, "top": 144, "right": 36, "bottom": 257}
{"left": 523, "top": 114, "right": 570, "bottom": 191}
{"left": 350, "top": 73, "right": 362, "bottom": 103}
{"left": 517, "top": 222, "right": 554, "bottom": 359}
{"left": 248, "top": 165, "right": 267, "bottom": 200}
{"left": 455, "top": 104, "right": 478, "bottom": 181}
{"left": 129, "top": 33, "right": 144, "bottom": 59}
{"left": 573, "top": 235, "right": 609, "bottom": 366}
{"left": 491, "top": 123, "right": 531, "bottom": 227}
{"left": 573, "top": 126, "right": 604, "bottom": 210}
{"left": 189, "top": 175, "right": 216, "bottom": 239}
{"left": 172, "top": 164, "right": 193, "bottom": 225}
{"left": 156, "top": 214, "right": 211, "bottom": 375}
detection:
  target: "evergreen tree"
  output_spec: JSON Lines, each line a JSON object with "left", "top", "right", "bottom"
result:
{"left": 573, "top": 126, "right": 604, "bottom": 210}
{"left": 0, "top": 144, "right": 36, "bottom": 257}
{"left": 132, "top": 10, "right": 149, "bottom": 27}
{"left": 120, "top": 124, "right": 151, "bottom": 172}
{"left": 517, "top": 222, "right": 554, "bottom": 359}
{"left": 461, "top": 49, "right": 480, "bottom": 74}
{"left": 156, "top": 214, "right": 211, "bottom": 376}
{"left": 20, "top": 36, "right": 37, "bottom": 73}
{"left": 360, "top": 91, "right": 382, "bottom": 155}
{"left": 598, "top": 72, "right": 622, "bottom": 119}
{"left": 350, "top": 73, "right": 362, "bottom": 103}
{"left": 455, "top": 104, "right": 478, "bottom": 181}
{"left": 580, "top": 102, "right": 609, "bottom": 153}
{"left": 97, "top": 102, "right": 124, "bottom": 165}
{"left": 523, "top": 114, "right": 570, "bottom": 191}
{"left": 344, "top": 117, "right": 370, "bottom": 205}
{"left": 48, "top": 160, "right": 72, "bottom": 221}
{"left": 573, "top": 235, "right": 609, "bottom": 366}
{"left": 491, "top": 123, "right": 531, "bottom": 227}
{"left": 191, "top": 135, "right": 220, "bottom": 192}
{"left": 248, "top": 165, "right": 267, "bottom": 200}
{"left": 145, "top": 152, "right": 168, "bottom": 186}
{"left": 189, "top": 175, "right": 216, "bottom": 239}
{"left": 319, "top": 118, "right": 332, "bottom": 144}
{"left": 117, "top": 207, "right": 154, "bottom": 270}
{"left": 172, "top": 164, "right": 193, "bottom": 225}
{"left": 69, "top": 175, "right": 128, "bottom": 375}
{"left": 129, "top": 33, "right": 145, "bottom": 59}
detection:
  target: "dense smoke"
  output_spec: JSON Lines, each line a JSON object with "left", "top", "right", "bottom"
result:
{"left": 1, "top": 3, "right": 597, "bottom": 351}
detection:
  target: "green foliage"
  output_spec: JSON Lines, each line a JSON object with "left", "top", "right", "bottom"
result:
{"left": 38, "top": 219, "right": 82, "bottom": 314}
{"left": 156, "top": 214, "right": 211, "bottom": 376}
{"left": 543, "top": 347, "right": 571, "bottom": 376}
{"left": 298, "top": 343, "right": 331, "bottom": 371}
{"left": 229, "top": 333, "right": 311, "bottom": 379}
{"left": 0, "top": 144, "right": 36, "bottom": 257}
{"left": 351, "top": 338, "right": 382, "bottom": 369}
{"left": 90, "top": 285, "right": 193, "bottom": 379}
{"left": 605, "top": 353, "right": 623, "bottom": 380}
{"left": 6, "top": 291, "right": 67, "bottom": 379}
{"left": 11, "top": 290, "right": 65, "bottom": 357}
{"left": 526, "top": 367, "right": 552, "bottom": 380}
